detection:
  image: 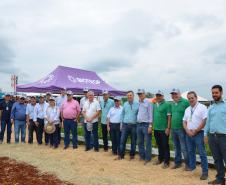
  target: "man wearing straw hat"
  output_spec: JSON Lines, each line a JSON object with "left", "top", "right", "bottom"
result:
{"left": 100, "top": 90, "right": 114, "bottom": 152}
{"left": 60, "top": 90, "right": 81, "bottom": 150}
{"left": 45, "top": 96, "right": 60, "bottom": 149}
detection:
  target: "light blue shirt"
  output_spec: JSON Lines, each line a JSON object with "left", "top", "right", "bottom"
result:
{"left": 56, "top": 95, "right": 67, "bottom": 108}
{"left": 121, "top": 101, "right": 139, "bottom": 124}
{"left": 100, "top": 98, "right": 114, "bottom": 124}
{"left": 137, "top": 98, "right": 153, "bottom": 123}
{"left": 204, "top": 100, "right": 226, "bottom": 136}
{"left": 26, "top": 103, "right": 36, "bottom": 120}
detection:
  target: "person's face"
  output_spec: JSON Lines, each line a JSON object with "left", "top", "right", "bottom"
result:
{"left": 88, "top": 93, "right": 94, "bottom": 101}
{"left": 156, "top": 94, "right": 164, "bottom": 102}
{"left": 212, "top": 88, "right": 223, "bottom": 102}
{"left": 46, "top": 94, "right": 51, "bottom": 100}
{"left": 5, "top": 95, "right": 10, "bottom": 101}
{"left": 84, "top": 92, "right": 88, "bottom": 98}
{"left": 171, "top": 93, "right": 180, "bottom": 102}
{"left": 127, "top": 92, "right": 134, "bottom": 102}
{"left": 67, "top": 94, "right": 73, "bottom": 101}
{"left": 20, "top": 98, "right": 25, "bottom": 104}
{"left": 39, "top": 97, "right": 45, "bottom": 103}
{"left": 61, "top": 90, "right": 66, "bottom": 96}
{"left": 114, "top": 100, "right": 120, "bottom": 107}
{"left": 187, "top": 94, "right": 197, "bottom": 106}
{"left": 138, "top": 93, "right": 145, "bottom": 101}
{"left": 103, "top": 94, "right": 109, "bottom": 101}
{"left": 31, "top": 98, "right": 36, "bottom": 105}
{"left": 49, "top": 100, "right": 55, "bottom": 106}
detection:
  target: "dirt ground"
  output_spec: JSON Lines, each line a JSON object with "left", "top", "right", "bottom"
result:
{"left": 0, "top": 140, "right": 217, "bottom": 185}
{"left": 0, "top": 157, "right": 74, "bottom": 185}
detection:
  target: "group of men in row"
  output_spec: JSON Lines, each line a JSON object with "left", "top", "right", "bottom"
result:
{"left": 0, "top": 85, "right": 225, "bottom": 185}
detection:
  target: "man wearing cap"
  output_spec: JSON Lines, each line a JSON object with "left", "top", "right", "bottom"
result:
{"left": 26, "top": 96, "right": 38, "bottom": 144}
{"left": 100, "top": 90, "right": 114, "bottom": 152}
{"left": 11, "top": 96, "right": 27, "bottom": 143}
{"left": 33, "top": 95, "right": 49, "bottom": 145}
{"left": 205, "top": 85, "right": 226, "bottom": 185}
{"left": 170, "top": 88, "right": 190, "bottom": 170}
{"left": 45, "top": 97, "right": 60, "bottom": 148}
{"left": 45, "top": 92, "right": 52, "bottom": 103}
{"left": 0, "top": 94, "right": 14, "bottom": 144}
{"left": 183, "top": 91, "right": 208, "bottom": 180}
{"left": 118, "top": 91, "right": 139, "bottom": 160}
{"left": 153, "top": 90, "right": 171, "bottom": 168}
{"left": 60, "top": 90, "right": 81, "bottom": 149}
{"left": 82, "top": 90, "right": 101, "bottom": 152}
{"left": 107, "top": 97, "right": 123, "bottom": 155}
{"left": 137, "top": 89, "right": 153, "bottom": 165}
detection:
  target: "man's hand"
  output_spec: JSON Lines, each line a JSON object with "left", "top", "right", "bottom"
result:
{"left": 107, "top": 125, "right": 110, "bottom": 132}
{"left": 148, "top": 127, "right": 152, "bottom": 134}
{"left": 186, "top": 129, "right": 194, "bottom": 137}
{"left": 204, "top": 136, "right": 208, "bottom": 144}
{"left": 35, "top": 121, "right": 39, "bottom": 127}
{"left": 11, "top": 119, "right": 14, "bottom": 125}
{"left": 165, "top": 128, "right": 170, "bottom": 136}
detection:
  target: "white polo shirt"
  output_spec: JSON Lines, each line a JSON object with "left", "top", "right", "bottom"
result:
{"left": 107, "top": 106, "right": 123, "bottom": 124}
{"left": 183, "top": 103, "right": 207, "bottom": 130}
{"left": 83, "top": 99, "right": 101, "bottom": 123}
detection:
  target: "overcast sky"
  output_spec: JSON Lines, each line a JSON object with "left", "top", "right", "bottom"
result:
{"left": 0, "top": 0, "right": 226, "bottom": 99}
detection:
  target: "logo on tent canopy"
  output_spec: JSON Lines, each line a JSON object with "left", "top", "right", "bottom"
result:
{"left": 40, "top": 74, "right": 54, "bottom": 84}
{"left": 68, "top": 75, "right": 100, "bottom": 85}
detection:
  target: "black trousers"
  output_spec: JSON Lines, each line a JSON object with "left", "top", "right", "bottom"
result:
{"left": 109, "top": 123, "right": 121, "bottom": 155}
{"left": 28, "top": 119, "right": 38, "bottom": 144}
{"left": 37, "top": 118, "right": 44, "bottom": 145}
{"left": 101, "top": 124, "right": 108, "bottom": 150}
{"left": 154, "top": 130, "right": 170, "bottom": 164}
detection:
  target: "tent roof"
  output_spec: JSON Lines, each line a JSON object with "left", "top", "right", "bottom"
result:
{"left": 16, "top": 65, "right": 126, "bottom": 96}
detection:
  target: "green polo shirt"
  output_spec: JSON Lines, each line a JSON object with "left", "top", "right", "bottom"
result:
{"left": 170, "top": 98, "right": 189, "bottom": 129}
{"left": 153, "top": 100, "right": 171, "bottom": 131}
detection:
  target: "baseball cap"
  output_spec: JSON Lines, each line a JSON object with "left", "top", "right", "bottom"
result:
{"left": 170, "top": 88, "right": 180, "bottom": 94}
{"left": 155, "top": 90, "right": 164, "bottom": 96}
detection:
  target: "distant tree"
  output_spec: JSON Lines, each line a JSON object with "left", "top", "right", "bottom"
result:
{"left": 146, "top": 92, "right": 155, "bottom": 98}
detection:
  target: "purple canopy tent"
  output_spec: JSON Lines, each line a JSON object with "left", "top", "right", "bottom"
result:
{"left": 16, "top": 66, "right": 126, "bottom": 96}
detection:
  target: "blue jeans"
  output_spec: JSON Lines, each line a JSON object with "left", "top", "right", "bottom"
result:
{"left": 119, "top": 123, "right": 137, "bottom": 158}
{"left": 137, "top": 122, "right": 152, "bottom": 161}
{"left": 64, "top": 119, "right": 78, "bottom": 147}
{"left": 208, "top": 134, "right": 226, "bottom": 183}
{"left": 171, "top": 129, "right": 189, "bottom": 166}
{"left": 186, "top": 131, "right": 208, "bottom": 174}
{"left": 0, "top": 119, "right": 11, "bottom": 143}
{"left": 83, "top": 122, "right": 94, "bottom": 148}
{"left": 84, "top": 122, "right": 99, "bottom": 150}
{"left": 109, "top": 123, "right": 121, "bottom": 155}
{"left": 14, "top": 120, "right": 26, "bottom": 143}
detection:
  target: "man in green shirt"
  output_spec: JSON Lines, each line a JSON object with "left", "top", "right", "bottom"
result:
{"left": 170, "top": 88, "right": 190, "bottom": 170}
{"left": 153, "top": 90, "right": 171, "bottom": 169}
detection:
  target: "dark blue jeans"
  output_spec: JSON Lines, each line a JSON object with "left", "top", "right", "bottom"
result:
{"left": 109, "top": 123, "right": 121, "bottom": 155}
{"left": 64, "top": 119, "right": 78, "bottom": 148}
{"left": 171, "top": 129, "right": 189, "bottom": 166}
{"left": 84, "top": 122, "right": 99, "bottom": 150}
{"left": 14, "top": 120, "right": 26, "bottom": 143}
{"left": 208, "top": 134, "right": 226, "bottom": 183}
{"left": 83, "top": 122, "right": 94, "bottom": 148}
{"left": 119, "top": 123, "right": 137, "bottom": 158}
{"left": 137, "top": 122, "right": 152, "bottom": 161}
{"left": 186, "top": 131, "right": 208, "bottom": 175}
{"left": 0, "top": 119, "right": 11, "bottom": 143}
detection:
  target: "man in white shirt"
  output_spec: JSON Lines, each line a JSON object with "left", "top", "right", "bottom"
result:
{"left": 82, "top": 90, "right": 101, "bottom": 152}
{"left": 33, "top": 94, "right": 49, "bottom": 145}
{"left": 107, "top": 97, "right": 123, "bottom": 155}
{"left": 183, "top": 91, "right": 208, "bottom": 181}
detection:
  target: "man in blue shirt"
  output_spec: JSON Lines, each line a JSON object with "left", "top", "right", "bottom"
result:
{"left": 0, "top": 94, "right": 14, "bottom": 144}
{"left": 100, "top": 90, "right": 114, "bottom": 152}
{"left": 118, "top": 91, "right": 139, "bottom": 160}
{"left": 11, "top": 96, "right": 27, "bottom": 143}
{"left": 205, "top": 85, "right": 226, "bottom": 185}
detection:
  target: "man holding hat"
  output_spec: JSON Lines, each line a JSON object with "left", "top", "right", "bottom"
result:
{"left": 170, "top": 88, "right": 190, "bottom": 170}
{"left": 33, "top": 94, "right": 49, "bottom": 145}
{"left": 0, "top": 93, "right": 14, "bottom": 143}
{"left": 45, "top": 96, "right": 60, "bottom": 148}
{"left": 118, "top": 91, "right": 139, "bottom": 160}
{"left": 153, "top": 90, "right": 171, "bottom": 168}
{"left": 107, "top": 96, "right": 123, "bottom": 155}
{"left": 11, "top": 96, "right": 27, "bottom": 143}
{"left": 26, "top": 96, "right": 38, "bottom": 144}
{"left": 60, "top": 90, "right": 81, "bottom": 149}
{"left": 137, "top": 89, "right": 153, "bottom": 165}
{"left": 100, "top": 90, "right": 114, "bottom": 152}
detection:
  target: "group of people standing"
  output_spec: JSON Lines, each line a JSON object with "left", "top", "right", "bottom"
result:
{"left": 0, "top": 85, "right": 225, "bottom": 185}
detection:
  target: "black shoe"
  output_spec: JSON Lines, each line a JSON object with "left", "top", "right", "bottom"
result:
{"left": 208, "top": 179, "right": 225, "bottom": 185}
{"left": 153, "top": 160, "right": 162, "bottom": 165}
{"left": 73, "top": 146, "right": 78, "bottom": 149}
{"left": 94, "top": 149, "right": 99, "bottom": 152}
{"left": 129, "top": 156, "right": 135, "bottom": 161}
{"left": 200, "top": 174, "right": 208, "bottom": 180}
{"left": 115, "top": 156, "right": 123, "bottom": 160}
{"left": 162, "top": 163, "right": 169, "bottom": 169}
{"left": 104, "top": 149, "right": 108, "bottom": 152}
{"left": 171, "top": 164, "right": 182, "bottom": 169}
{"left": 53, "top": 146, "right": 58, "bottom": 149}
{"left": 64, "top": 146, "right": 69, "bottom": 150}
{"left": 85, "top": 148, "right": 91, "bottom": 151}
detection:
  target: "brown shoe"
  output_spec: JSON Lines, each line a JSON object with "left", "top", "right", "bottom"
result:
{"left": 171, "top": 164, "right": 182, "bottom": 169}
{"left": 153, "top": 160, "right": 162, "bottom": 165}
{"left": 162, "top": 163, "right": 169, "bottom": 169}
{"left": 129, "top": 156, "right": 135, "bottom": 161}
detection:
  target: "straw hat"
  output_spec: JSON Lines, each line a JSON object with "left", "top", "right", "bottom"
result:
{"left": 44, "top": 122, "right": 56, "bottom": 134}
